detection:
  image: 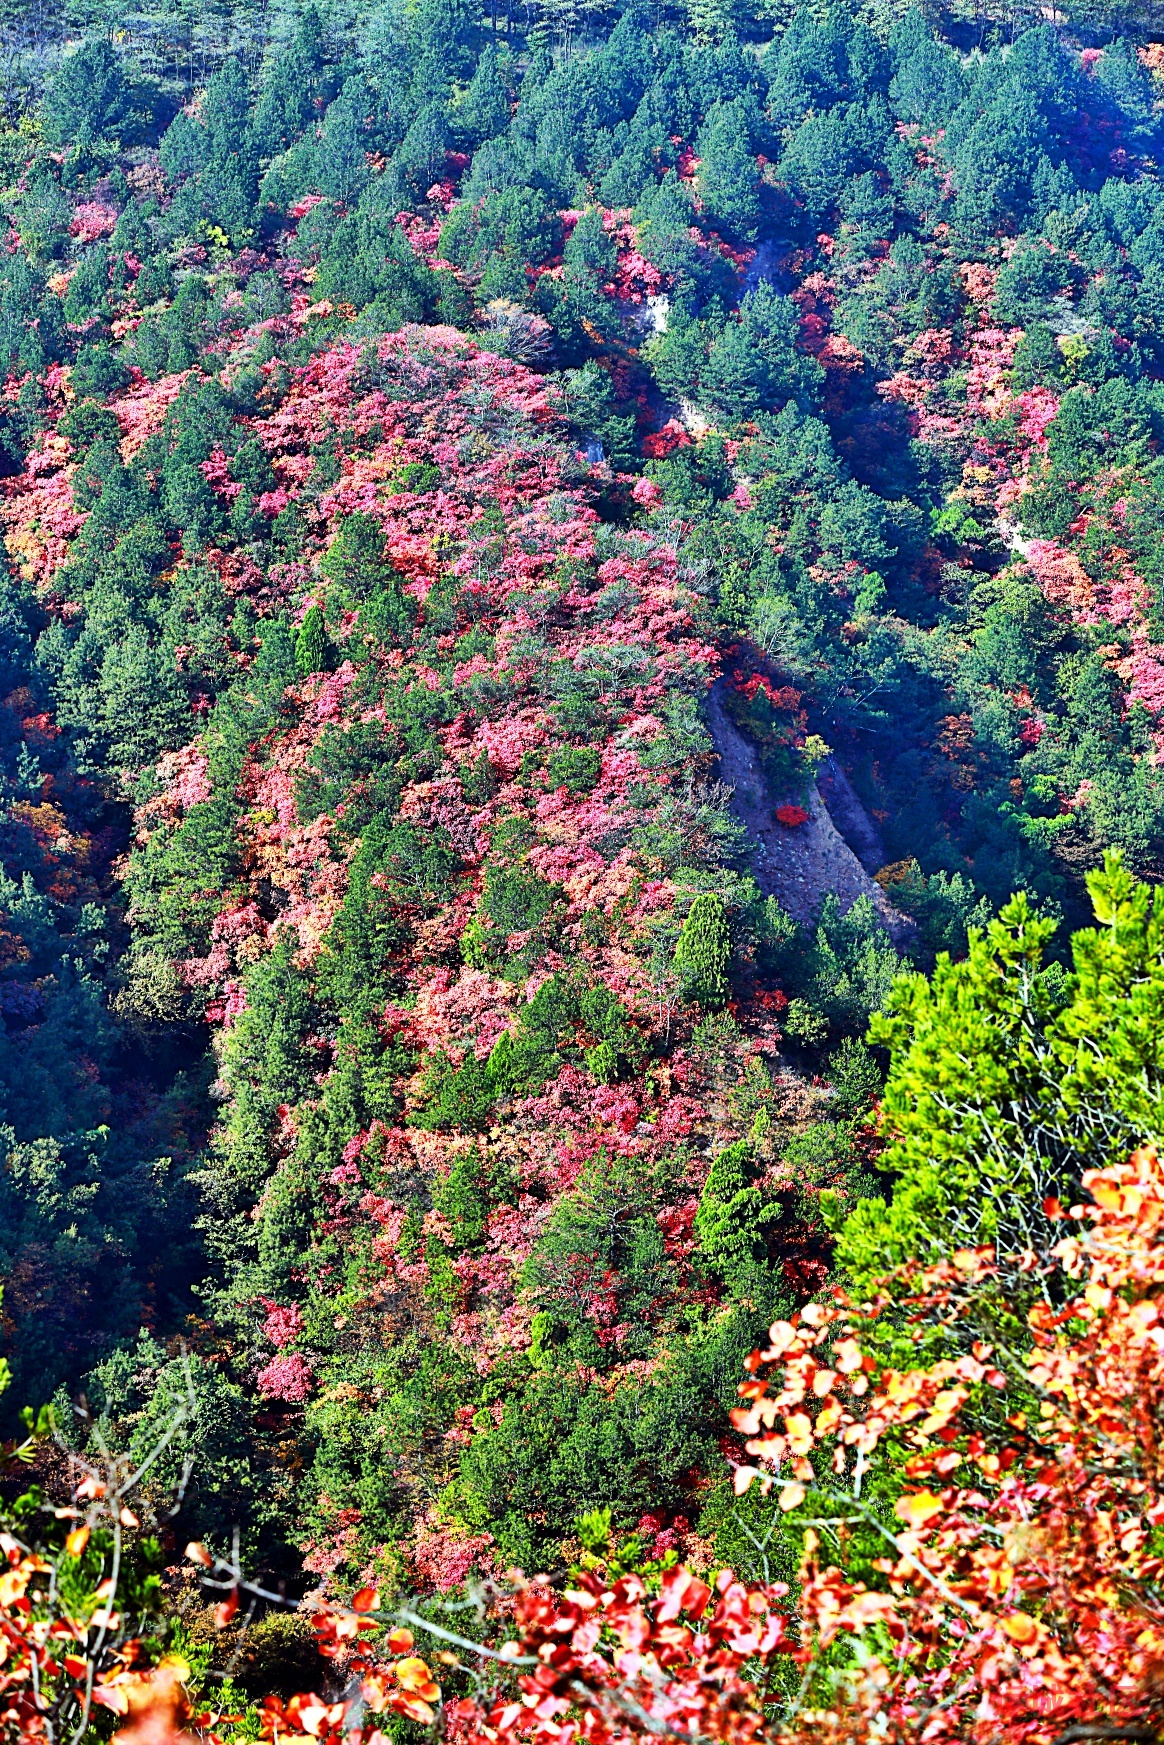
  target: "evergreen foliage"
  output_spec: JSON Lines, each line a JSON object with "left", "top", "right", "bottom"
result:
{"left": 673, "top": 892, "right": 731, "bottom": 1008}
{"left": 294, "top": 604, "right": 330, "bottom": 676}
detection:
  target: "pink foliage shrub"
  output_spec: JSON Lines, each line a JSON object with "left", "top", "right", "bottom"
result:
{"left": 261, "top": 1300, "right": 305, "bottom": 1348}
{"left": 409, "top": 1511, "right": 495, "bottom": 1593}
{"left": 257, "top": 1351, "right": 314, "bottom": 1403}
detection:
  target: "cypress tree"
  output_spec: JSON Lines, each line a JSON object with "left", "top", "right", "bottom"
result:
{"left": 673, "top": 892, "right": 731, "bottom": 1008}
{"left": 294, "top": 604, "right": 329, "bottom": 677}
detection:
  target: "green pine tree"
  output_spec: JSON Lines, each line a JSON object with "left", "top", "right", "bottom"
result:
{"left": 294, "top": 605, "right": 329, "bottom": 677}
{"left": 673, "top": 892, "right": 731, "bottom": 1008}
{"left": 836, "top": 853, "right": 1164, "bottom": 1292}
{"left": 695, "top": 101, "right": 760, "bottom": 244}
{"left": 694, "top": 1138, "right": 775, "bottom": 1291}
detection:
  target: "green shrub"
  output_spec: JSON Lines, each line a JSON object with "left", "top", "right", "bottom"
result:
{"left": 547, "top": 744, "right": 603, "bottom": 795}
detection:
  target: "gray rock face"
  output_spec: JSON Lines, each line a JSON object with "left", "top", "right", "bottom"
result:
{"left": 705, "top": 683, "right": 912, "bottom": 946}
{"left": 816, "top": 756, "right": 885, "bottom": 873}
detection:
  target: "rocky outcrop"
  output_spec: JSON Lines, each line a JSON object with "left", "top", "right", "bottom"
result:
{"left": 706, "top": 683, "right": 912, "bottom": 945}
{"left": 816, "top": 756, "right": 885, "bottom": 873}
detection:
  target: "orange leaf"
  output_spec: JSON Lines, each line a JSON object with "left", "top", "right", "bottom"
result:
{"left": 746, "top": 1434, "right": 787, "bottom": 1460}
{"left": 65, "top": 1525, "right": 90, "bottom": 1558}
{"left": 351, "top": 1586, "right": 379, "bottom": 1614}
{"left": 392, "top": 1694, "right": 436, "bottom": 1725}
{"left": 0, "top": 1567, "right": 31, "bottom": 1605}
{"left": 815, "top": 1398, "right": 842, "bottom": 1435}
{"left": 999, "top": 1612, "right": 1038, "bottom": 1643}
{"left": 778, "top": 1482, "right": 806, "bottom": 1512}
{"left": 297, "top": 1698, "right": 345, "bottom": 1736}
{"left": 93, "top": 1683, "right": 131, "bottom": 1716}
{"left": 894, "top": 1490, "right": 944, "bottom": 1529}
{"left": 785, "top": 1411, "right": 813, "bottom": 1454}
{"left": 394, "top": 1657, "right": 437, "bottom": 1695}
{"left": 362, "top": 1672, "right": 393, "bottom": 1714}
{"left": 833, "top": 1338, "right": 864, "bottom": 1375}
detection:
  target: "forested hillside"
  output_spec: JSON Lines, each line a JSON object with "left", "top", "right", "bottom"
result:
{"left": 4, "top": 0, "right": 1164, "bottom": 1729}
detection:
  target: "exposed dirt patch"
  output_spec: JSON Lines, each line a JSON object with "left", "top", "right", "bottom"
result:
{"left": 816, "top": 756, "right": 885, "bottom": 872}
{"left": 706, "top": 682, "right": 912, "bottom": 945}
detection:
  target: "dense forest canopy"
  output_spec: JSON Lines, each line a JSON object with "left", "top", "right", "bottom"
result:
{"left": 3, "top": 0, "right": 1164, "bottom": 1732}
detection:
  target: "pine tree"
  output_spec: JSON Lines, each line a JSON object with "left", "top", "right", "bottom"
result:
{"left": 839, "top": 855, "right": 1164, "bottom": 1292}
{"left": 695, "top": 101, "right": 761, "bottom": 243}
{"left": 456, "top": 46, "right": 512, "bottom": 148}
{"left": 564, "top": 207, "right": 616, "bottom": 279}
{"left": 294, "top": 605, "right": 329, "bottom": 677}
{"left": 673, "top": 893, "right": 731, "bottom": 1008}
{"left": 693, "top": 1138, "right": 778, "bottom": 1294}
{"left": 686, "top": 0, "right": 737, "bottom": 48}
{"left": 1011, "top": 321, "right": 1065, "bottom": 390}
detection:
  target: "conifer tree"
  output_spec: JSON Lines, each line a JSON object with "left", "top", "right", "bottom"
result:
{"left": 294, "top": 604, "right": 329, "bottom": 677}
{"left": 673, "top": 892, "right": 731, "bottom": 1008}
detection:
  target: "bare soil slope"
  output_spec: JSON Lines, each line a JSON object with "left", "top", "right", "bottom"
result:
{"left": 705, "top": 683, "right": 912, "bottom": 944}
